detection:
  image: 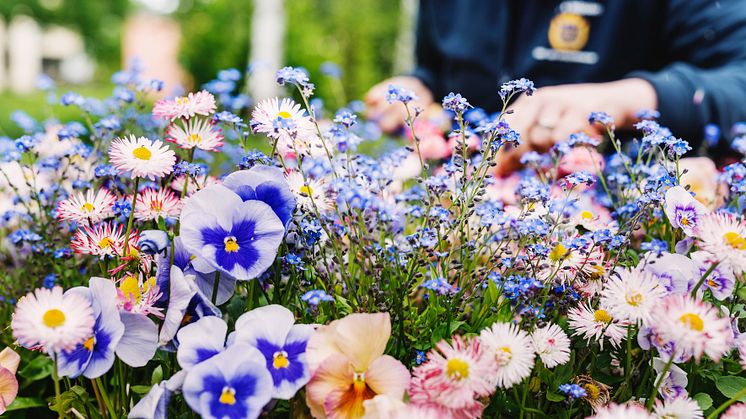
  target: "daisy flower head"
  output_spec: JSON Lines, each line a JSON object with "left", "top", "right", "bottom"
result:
{"left": 12, "top": 286, "right": 95, "bottom": 353}
{"left": 600, "top": 268, "right": 666, "bottom": 324}
{"left": 722, "top": 403, "right": 746, "bottom": 419}
{"left": 153, "top": 90, "right": 216, "bottom": 121}
{"left": 664, "top": 185, "right": 708, "bottom": 236}
{"left": 165, "top": 118, "right": 224, "bottom": 151}
{"left": 57, "top": 189, "right": 116, "bottom": 224}
{"left": 479, "top": 322, "right": 535, "bottom": 388}
{"left": 71, "top": 221, "right": 136, "bottom": 259}
{"left": 408, "top": 335, "right": 496, "bottom": 418}
{"left": 134, "top": 188, "right": 182, "bottom": 221}
{"left": 568, "top": 302, "right": 627, "bottom": 350}
{"left": 696, "top": 212, "right": 746, "bottom": 276}
{"left": 587, "top": 402, "right": 654, "bottom": 419}
{"left": 285, "top": 171, "right": 330, "bottom": 213}
{"left": 250, "top": 97, "right": 319, "bottom": 156}
{"left": 650, "top": 294, "right": 732, "bottom": 362}
{"left": 108, "top": 135, "right": 176, "bottom": 180}
{"left": 530, "top": 323, "right": 571, "bottom": 368}
{"left": 654, "top": 397, "right": 703, "bottom": 419}
{"left": 574, "top": 375, "right": 611, "bottom": 412}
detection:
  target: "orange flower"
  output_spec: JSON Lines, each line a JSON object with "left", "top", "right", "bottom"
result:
{"left": 0, "top": 347, "right": 20, "bottom": 414}
{"left": 306, "top": 313, "right": 410, "bottom": 419}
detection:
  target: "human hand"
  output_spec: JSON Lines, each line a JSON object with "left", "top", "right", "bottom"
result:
{"left": 365, "top": 76, "right": 434, "bottom": 133}
{"left": 493, "top": 78, "right": 656, "bottom": 176}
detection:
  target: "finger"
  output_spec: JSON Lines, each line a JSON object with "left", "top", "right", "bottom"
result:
{"left": 529, "top": 125, "right": 554, "bottom": 152}
{"left": 505, "top": 96, "right": 541, "bottom": 139}
{"left": 551, "top": 111, "right": 591, "bottom": 146}
{"left": 493, "top": 140, "right": 531, "bottom": 177}
{"left": 379, "top": 106, "right": 407, "bottom": 133}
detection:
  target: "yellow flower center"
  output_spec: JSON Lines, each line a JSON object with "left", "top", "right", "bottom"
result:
{"left": 679, "top": 313, "right": 704, "bottom": 332}
{"left": 495, "top": 346, "right": 513, "bottom": 366}
{"left": 549, "top": 243, "right": 569, "bottom": 262}
{"left": 219, "top": 386, "right": 236, "bottom": 405}
{"left": 224, "top": 236, "right": 240, "bottom": 252}
{"left": 724, "top": 232, "right": 746, "bottom": 250}
{"left": 353, "top": 371, "right": 367, "bottom": 392}
{"left": 81, "top": 202, "right": 95, "bottom": 213}
{"left": 84, "top": 336, "right": 95, "bottom": 351}
{"left": 132, "top": 146, "right": 152, "bottom": 160}
{"left": 593, "top": 309, "right": 612, "bottom": 324}
{"left": 625, "top": 292, "right": 643, "bottom": 307}
{"left": 273, "top": 351, "right": 289, "bottom": 369}
{"left": 189, "top": 133, "right": 202, "bottom": 143}
{"left": 299, "top": 185, "right": 314, "bottom": 196}
{"left": 98, "top": 237, "right": 114, "bottom": 249}
{"left": 584, "top": 383, "right": 600, "bottom": 400}
{"left": 120, "top": 276, "right": 142, "bottom": 302}
{"left": 446, "top": 358, "right": 470, "bottom": 380}
{"left": 176, "top": 97, "right": 189, "bottom": 106}
{"left": 142, "top": 276, "right": 157, "bottom": 293}
{"left": 43, "top": 309, "right": 66, "bottom": 328}
{"left": 580, "top": 210, "right": 594, "bottom": 220}
{"left": 150, "top": 200, "right": 163, "bottom": 212}
{"left": 680, "top": 217, "right": 690, "bottom": 226}
{"left": 277, "top": 111, "right": 292, "bottom": 119}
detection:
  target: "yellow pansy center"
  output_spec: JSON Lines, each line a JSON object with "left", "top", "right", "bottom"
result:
{"left": 580, "top": 210, "right": 594, "bottom": 220}
{"left": 549, "top": 243, "right": 569, "bottom": 262}
{"left": 273, "top": 351, "right": 289, "bottom": 369}
{"left": 299, "top": 185, "right": 314, "bottom": 196}
{"left": 98, "top": 237, "right": 114, "bottom": 249}
{"left": 224, "top": 236, "right": 240, "bottom": 252}
{"left": 120, "top": 276, "right": 142, "bottom": 302}
{"left": 584, "top": 384, "right": 600, "bottom": 400}
{"left": 625, "top": 292, "right": 643, "bottom": 307}
{"left": 353, "top": 371, "right": 367, "bottom": 392}
{"left": 132, "top": 146, "right": 152, "bottom": 160}
{"left": 219, "top": 386, "right": 236, "bottom": 405}
{"left": 679, "top": 313, "right": 704, "bottom": 332}
{"left": 43, "top": 309, "right": 66, "bottom": 328}
{"left": 724, "top": 232, "right": 746, "bottom": 250}
{"left": 593, "top": 309, "right": 612, "bottom": 324}
{"left": 84, "top": 336, "right": 95, "bottom": 351}
{"left": 680, "top": 216, "right": 690, "bottom": 226}
{"left": 81, "top": 202, "right": 95, "bottom": 212}
{"left": 277, "top": 111, "right": 292, "bottom": 119}
{"left": 446, "top": 358, "right": 470, "bottom": 380}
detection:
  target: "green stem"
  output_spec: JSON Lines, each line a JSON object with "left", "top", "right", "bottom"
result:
{"left": 691, "top": 261, "right": 720, "bottom": 295}
{"left": 94, "top": 378, "right": 117, "bottom": 419}
{"left": 211, "top": 271, "right": 221, "bottom": 305}
{"left": 122, "top": 177, "right": 141, "bottom": 257}
{"left": 646, "top": 354, "right": 675, "bottom": 409}
{"left": 52, "top": 354, "right": 66, "bottom": 419}
{"left": 707, "top": 386, "right": 746, "bottom": 419}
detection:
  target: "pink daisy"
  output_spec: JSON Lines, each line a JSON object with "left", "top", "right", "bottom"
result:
{"left": 165, "top": 118, "right": 224, "bottom": 151}
{"left": 153, "top": 90, "right": 216, "bottom": 121}
{"left": 70, "top": 222, "right": 137, "bottom": 259}
{"left": 134, "top": 188, "right": 182, "bottom": 221}
{"left": 57, "top": 189, "right": 116, "bottom": 224}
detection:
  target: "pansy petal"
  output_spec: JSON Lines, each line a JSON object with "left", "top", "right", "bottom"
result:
{"left": 117, "top": 312, "right": 158, "bottom": 367}
{"left": 0, "top": 368, "right": 18, "bottom": 415}
{"left": 332, "top": 312, "right": 391, "bottom": 371}
{"left": 306, "top": 323, "right": 342, "bottom": 373}
{"left": 177, "top": 316, "right": 227, "bottom": 369}
{"left": 306, "top": 353, "right": 354, "bottom": 419}
{"left": 159, "top": 266, "right": 198, "bottom": 345}
{"left": 364, "top": 355, "right": 410, "bottom": 399}
{"left": 181, "top": 184, "right": 242, "bottom": 224}
{"left": 234, "top": 304, "right": 296, "bottom": 346}
{"left": 194, "top": 271, "right": 236, "bottom": 306}
{"left": 254, "top": 181, "right": 296, "bottom": 226}
{"left": 0, "top": 349, "right": 20, "bottom": 375}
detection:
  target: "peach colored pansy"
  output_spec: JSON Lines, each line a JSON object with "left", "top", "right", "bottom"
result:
{"left": 306, "top": 312, "right": 410, "bottom": 419}
{"left": 0, "top": 347, "right": 20, "bottom": 414}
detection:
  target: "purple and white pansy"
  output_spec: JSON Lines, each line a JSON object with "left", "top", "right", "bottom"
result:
{"left": 664, "top": 185, "right": 708, "bottom": 236}
{"left": 222, "top": 166, "right": 296, "bottom": 228}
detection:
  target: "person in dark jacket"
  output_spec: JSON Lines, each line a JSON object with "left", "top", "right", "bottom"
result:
{"left": 365, "top": 0, "right": 746, "bottom": 174}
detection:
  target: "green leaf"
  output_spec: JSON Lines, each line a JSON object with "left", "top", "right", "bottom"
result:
{"left": 132, "top": 385, "right": 153, "bottom": 395}
{"left": 693, "top": 393, "right": 713, "bottom": 411}
{"left": 5, "top": 397, "right": 46, "bottom": 412}
{"left": 546, "top": 391, "right": 565, "bottom": 402}
{"left": 151, "top": 365, "right": 163, "bottom": 385}
{"left": 716, "top": 376, "right": 746, "bottom": 401}
{"left": 18, "top": 355, "right": 53, "bottom": 381}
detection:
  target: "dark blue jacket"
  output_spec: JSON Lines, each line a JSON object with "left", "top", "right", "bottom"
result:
{"left": 414, "top": 0, "right": 746, "bottom": 146}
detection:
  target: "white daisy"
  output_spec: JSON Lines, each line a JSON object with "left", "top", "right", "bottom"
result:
{"left": 650, "top": 294, "right": 732, "bottom": 362}
{"left": 567, "top": 302, "right": 627, "bottom": 350}
{"left": 134, "top": 188, "right": 183, "bottom": 221}
{"left": 479, "top": 322, "right": 535, "bottom": 389}
{"left": 530, "top": 323, "right": 571, "bottom": 368}
{"left": 600, "top": 268, "right": 666, "bottom": 324}
{"left": 250, "top": 97, "right": 320, "bottom": 156}
{"left": 109, "top": 135, "right": 176, "bottom": 180}
{"left": 588, "top": 403, "right": 654, "bottom": 419}
{"left": 696, "top": 212, "right": 746, "bottom": 276}
{"left": 653, "top": 397, "right": 703, "bottom": 419}
{"left": 11, "top": 286, "right": 95, "bottom": 353}
{"left": 285, "top": 171, "right": 331, "bottom": 212}
{"left": 57, "top": 189, "right": 116, "bottom": 224}
{"left": 166, "top": 118, "right": 224, "bottom": 151}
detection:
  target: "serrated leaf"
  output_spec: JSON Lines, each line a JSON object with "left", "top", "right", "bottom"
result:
{"left": 716, "top": 376, "right": 746, "bottom": 401}
{"left": 693, "top": 393, "right": 713, "bottom": 411}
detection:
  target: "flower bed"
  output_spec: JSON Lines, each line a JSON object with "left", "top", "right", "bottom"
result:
{"left": 1, "top": 66, "right": 746, "bottom": 418}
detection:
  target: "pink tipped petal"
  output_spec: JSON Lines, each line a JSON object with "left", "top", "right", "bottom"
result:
{"left": 364, "top": 355, "right": 410, "bottom": 399}
{"left": 0, "top": 367, "right": 18, "bottom": 414}
{"left": 306, "top": 354, "right": 354, "bottom": 419}
{"left": 331, "top": 313, "right": 391, "bottom": 371}
{"left": 0, "top": 349, "right": 20, "bottom": 375}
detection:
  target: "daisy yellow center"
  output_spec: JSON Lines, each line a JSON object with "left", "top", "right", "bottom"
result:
{"left": 625, "top": 292, "right": 643, "bottom": 307}
{"left": 150, "top": 200, "right": 163, "bottom": 212}
{"left": 273, "top": 351, "right": 289, "bottom": 369}
{"left": 581, "top": 210, "right": 594, "bottom": 220}
{"left": 219, "top": 386, "right": 236, "bottom": 405}
{"left": 142, "top": 276, "right": 157, "bottom": 293}
{"left": 132, "top": 146, "right": 152, "bottom": 160}
{"left": 495, "top": 346, "right": 513, "bottom": 366}
{"left": 176, "top": 97, "right": 189, "bottom": 105}
{"left": 189, "top": 134, "right": 202, "bottom": 143}
{"left": 593, "top": 309, "right": 612, "bottom": 324}
{"left": 81, "top": 202, "right": 95, "bottom": 212}
{"left": 549, "top": 243, "right": 569, "bottom": 262}
{"left": 224, "top": 236, "right": 240, "bottom": 252}
{"left": 277, "top": 111, "right": 292, "bottom": 119}
{"left": 679, "top": 313, "right": 704, "bottom": 332}
{"left": 590, "top": 265, "right": 606, "bottom": 279}
{"left": 300, "top": 185, "right": 314, "bottom": 196}
{"left": 120, "top": 276, "right": 142, "bottom": 302}
{"left": 446, "top": 358, "right": 470, "bottom": 380}
{"left": 353, "top": 371, "right": 367, "bottom": 392}
{"left": 98, "top": 237, "right": 114, "bottom": 249}
{"left": 583, "top": 383, "right": 600, "bottom": 400}
{"left": 84, "top": 336, "right": 95, "bottom": 351}
{"left": 43, "top": 309, "right": 66, "bottom": 328}
{"left": 724, "top": 232, "right": 746, "bottom": 250}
